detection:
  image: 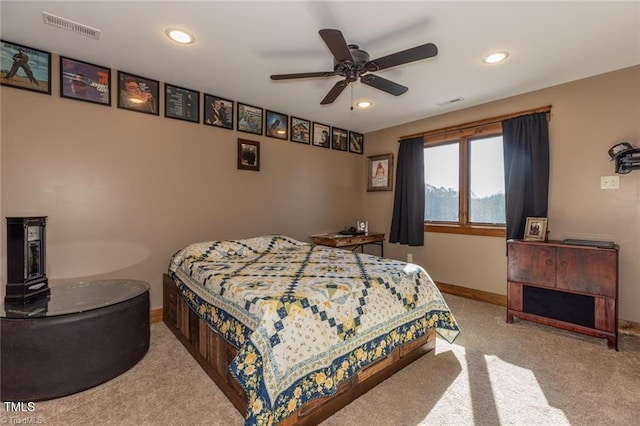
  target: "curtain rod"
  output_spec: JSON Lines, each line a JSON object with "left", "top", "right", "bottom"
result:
{"left": 399, "top": 105, "right": 552, "bottom": 141}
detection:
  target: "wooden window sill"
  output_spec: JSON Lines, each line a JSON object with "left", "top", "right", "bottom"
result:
{"left": 424, "top": 224, "right": 506, "bottom": 237}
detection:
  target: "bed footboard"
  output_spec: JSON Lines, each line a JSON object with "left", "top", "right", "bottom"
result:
{"left": 163, "top": 273, "right": 436, "bottom": 425}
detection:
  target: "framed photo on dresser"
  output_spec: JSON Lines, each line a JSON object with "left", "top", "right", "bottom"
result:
{"left": 523, "top": 217, "right": 547, "bottom": 241}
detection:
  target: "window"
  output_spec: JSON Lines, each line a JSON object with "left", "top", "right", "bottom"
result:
{"left": 423, "top": 122, "right": 506, "bottom": 237}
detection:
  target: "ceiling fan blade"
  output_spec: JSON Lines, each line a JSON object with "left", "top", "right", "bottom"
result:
{"left": 360, "top": 74, "right": 408, "bottom": 96}
{"left": 319, "top": 29, "right": 354, "bottom": 63}
{"left": 271, "top": 71, "right": 337, "bottom": 80}
{"left": 366, "top": 43, "right": 438, "bottom": 72}
{"left": 320, "top": 80, "right": 349, "bottom": 105}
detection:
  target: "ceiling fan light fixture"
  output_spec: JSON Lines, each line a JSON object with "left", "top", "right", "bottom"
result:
{"left": 356, "top": 100, "right": 373, "bottom": 109}
{"left": 166, "top": 28, "right": 195, "bottom": 44}
{"left": 482, "top": 51, "right": 509, "bottom": 64}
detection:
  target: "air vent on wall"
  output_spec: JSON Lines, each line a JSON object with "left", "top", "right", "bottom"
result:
{"left": 42, "top": 12, "right": 101, "bottom": 40}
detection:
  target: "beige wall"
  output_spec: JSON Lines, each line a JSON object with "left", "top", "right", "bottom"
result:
{"left": 364, "top": 65, "right": 640, "bottom": 323}
{"left": 2, "top": 56, "right": 638, "bottom": 323}
{"left": 1, "top": 54, "right": 365, "bottom": 310}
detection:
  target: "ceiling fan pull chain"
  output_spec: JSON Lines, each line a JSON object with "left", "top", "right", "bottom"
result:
{"left": 350, "top": 84, "right": 354, "bottom": 111}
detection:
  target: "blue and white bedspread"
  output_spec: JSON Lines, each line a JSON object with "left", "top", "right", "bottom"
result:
{"left": 169, "top": 235, "right": 460, "bottom": 425}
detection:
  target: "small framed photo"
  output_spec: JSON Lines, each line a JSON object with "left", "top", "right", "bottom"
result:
{"left": 266, "top": 110, "right": 288, "bottom": 140}
{"left": 524, "top": 217, "right": 548, "bottom": 241}
{"left": 165, "top": 83, "right": 199, "bottom": 122}
{"left": 332, "top": 127, "right": 348, "bottom": 151}
{"left": 312, "top": 122, "right": 331, "bottom": 148}
{"left": 60, "top": 56, "right": 111, "bottom": 105}
{"left": 204, "top": 94, "right": 233, "bottom": 129}
{"left": 238, "top": 139, "right": 260, "bottom": 171}
{"left": 1, "top": 40, "right": 51, "bottom": 94}
{"left": 367, "top": 153, "right": 394, "bottom": 191}
{"left": 237, "top": 102, "right": 263, "bottom": 135}
{"left": 117, "top": 71, "right": 159, "bottom": 115}
{"left": 349, "top": 131, "right": 364, "bottom": 154}
{"left": 290, "top": 117, "right": 310, "bottom": 144}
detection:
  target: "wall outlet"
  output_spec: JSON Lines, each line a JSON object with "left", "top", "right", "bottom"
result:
{"left": 407, "top": 253, "right": 413, "bottom": 263}
{"left": 600, "top": 176, "right": 620, "bottom": 189}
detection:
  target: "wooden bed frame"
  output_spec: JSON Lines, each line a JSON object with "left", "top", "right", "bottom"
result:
{"left": 163, "top": 273, "right": 436, "bottom": 425}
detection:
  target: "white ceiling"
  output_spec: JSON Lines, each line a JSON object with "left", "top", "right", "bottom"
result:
{"left": 2, "top": 1, "right": 639, "bottom": 134}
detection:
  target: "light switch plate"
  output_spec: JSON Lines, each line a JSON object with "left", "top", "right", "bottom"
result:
{"left": 600, "top": 176, "right": 620, "bottom": 189}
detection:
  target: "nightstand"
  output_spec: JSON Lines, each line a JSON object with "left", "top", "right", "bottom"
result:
{"left": 311, "top": 232, "right": 385, "bottom": 257}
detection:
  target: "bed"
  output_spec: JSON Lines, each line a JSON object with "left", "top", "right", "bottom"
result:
{"left": 163, "top": 235, "right": 459, "bottom": 425}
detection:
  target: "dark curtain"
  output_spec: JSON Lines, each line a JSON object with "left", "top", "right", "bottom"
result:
{"left": 390, "top": 136, "right": 425, "bottom": 246}
{"left": 502, "top": 112, "right": 550, "bottom": 240}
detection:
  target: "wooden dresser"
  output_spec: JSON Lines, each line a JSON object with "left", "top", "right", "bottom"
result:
{"left": 506, "top": 239, "right": 618, "bottom": 349}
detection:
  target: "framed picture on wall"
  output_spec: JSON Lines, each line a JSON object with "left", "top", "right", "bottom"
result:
{"left": 332, "top": 127, "right": 348, "bottom": 151}
{"left": 265, "top": 110, "right": 288, "bottom": 140}
{"left": 117, "top": 71, "right": 159, "bottom": 115}
{"left": 60, "top": 56, "right": 111, "bottom": 105}
{"left": 349, "top": 131, "right": 364, "bottom": 154}
{"left": 0, "top": 40, "right": 51, "bottom": 94}
{"left": 165, "top": 83, "right": 199, "bottom": 123}
{"left": 237, "top": 102, "right": 263, "bottom": 135}
{"left": 367, "top": 153, "right": 394, "bottom": 191}
{"left": 312, "top": 122, "right": 331, "bottom": 148}
{"left": 203, "top": 94, "right": 234, "bottom": 129}
{"left": 238, "top": 139, "right": 260, "bottom": 171}
{"left": 290, "top": 116, "right": 310, "bottom": 144}
{"left": 523, "top": 217, "right": 548, "bottom": 241}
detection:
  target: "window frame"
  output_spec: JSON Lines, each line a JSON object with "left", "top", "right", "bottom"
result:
{"left": 423, "top": 121, "right": 506, "bottom": 237}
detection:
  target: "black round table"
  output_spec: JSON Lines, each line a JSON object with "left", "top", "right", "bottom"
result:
{"left": 1, "top": 279, "right": 150, "bottom": 401}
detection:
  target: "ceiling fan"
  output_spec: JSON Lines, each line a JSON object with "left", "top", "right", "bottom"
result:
{"left": 270, "top": 29, "right": 438, "bottom": 105}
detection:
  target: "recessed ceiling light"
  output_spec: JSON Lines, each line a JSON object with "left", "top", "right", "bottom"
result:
{"left": 356, "top": 100, "right": 373, "bottom": 109}
{"left": 165, "top": 28, "right": 195, "bottom": 44}
{"left": 482, "top": 51, "right": 509, "bottom": 64}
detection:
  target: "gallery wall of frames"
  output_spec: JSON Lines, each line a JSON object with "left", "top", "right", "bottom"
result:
{"left": 0, "top": 39, "right": 365, "bottom": 159}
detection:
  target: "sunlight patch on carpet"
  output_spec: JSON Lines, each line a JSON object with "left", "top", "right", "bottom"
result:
{"left": 484, "top": 354, "right": 569, "bottom": 424}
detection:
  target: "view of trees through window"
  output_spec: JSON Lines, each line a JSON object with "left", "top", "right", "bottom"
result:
{"left": 424, "top": 136, "right": 506, "bottom": 225}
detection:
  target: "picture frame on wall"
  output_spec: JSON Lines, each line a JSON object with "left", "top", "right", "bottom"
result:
{"left": 312, "top": 122, "right": 331, "bottom": 148}
{"left": 332, "top": 127, "right": 348, "bottom": 151}
{"left": 265, "top": 110, "right": 288, "bottom": 140}
{"left": 523, "top": 217, "right": 548, "bottom": 241}
{"left": 367, "top": 153, "right": 394, "bottom": 191}
{"left": 117, "top": 71, "right": 159, "bottom": 115}
{"left": 290, "top": 116, "right": 310, "bottom": 144}
{"left": 238, "top": 139, "right": 260, "bottom": 171}
{"left": 60, "top": 56, "right": 111, "bottom": 105}
{"left": 0, "top": 40, "right": 51, "bottom": 94}
{"left": 165, "top": 83, "right": 199, "bottom": 123}
{"left": 203, "top": 94, "right": 234, "bottom": 129}
{"left": 349, "top": 131, "right": 364, "bottom": 154}
{"left": 237, "top": 102, "right": 263, "bottom": 135}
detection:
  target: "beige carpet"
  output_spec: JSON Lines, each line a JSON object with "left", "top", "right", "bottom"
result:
{"left": 5, "top": 294, "right": 640, "bottom": 425}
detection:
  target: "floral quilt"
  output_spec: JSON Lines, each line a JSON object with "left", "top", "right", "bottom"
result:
{"left": 169, "top": 235, "right": 460, "bottom": 425}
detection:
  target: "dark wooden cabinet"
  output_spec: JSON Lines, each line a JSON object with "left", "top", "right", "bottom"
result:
{"left": 506, "top": 239, "right": 618, "bottom": 349}
{"left": 5, "top": 216, "right": 50, "bottom": 304}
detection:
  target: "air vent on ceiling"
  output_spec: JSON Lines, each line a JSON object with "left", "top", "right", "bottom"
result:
{"left": 42, "top": 12, "right": 101, "bottom": 40}
{"left": 437, "top": 97, "right": 465, "bottom": 107}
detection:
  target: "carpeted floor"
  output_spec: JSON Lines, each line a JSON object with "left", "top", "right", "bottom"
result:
{"left": 5, "top": 294, "right": 640, "bottom": 425}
